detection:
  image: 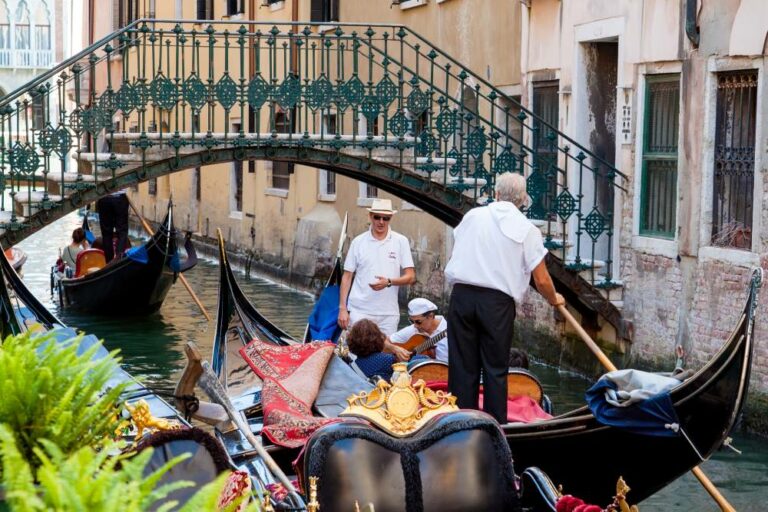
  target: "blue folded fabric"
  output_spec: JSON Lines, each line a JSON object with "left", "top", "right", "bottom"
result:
{"left": 126, "top": 245, "right": 149, "bottom": 264}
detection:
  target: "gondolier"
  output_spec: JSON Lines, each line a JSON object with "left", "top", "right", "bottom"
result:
{"left": 444, "top": 172, "right": 564, "bottom": 423}
{"left": 96, "top": 189, "right": 129, "bottom": 263}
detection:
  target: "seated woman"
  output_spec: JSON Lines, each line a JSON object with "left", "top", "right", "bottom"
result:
{"left": 61, "top": 228, "right": 89, "bottom": 272}
{"left": 348, "top": 319, "right": 428, "bottom": 381}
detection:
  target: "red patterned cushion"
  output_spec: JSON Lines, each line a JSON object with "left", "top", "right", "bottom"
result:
{"left": 216, "top": 470, "right": 251, "bottom": 511}
{"left": 239, "top": 339, "right": 338, "bottom": 448}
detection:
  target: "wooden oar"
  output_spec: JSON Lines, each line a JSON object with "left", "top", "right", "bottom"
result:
{"left": 557, "top": 304, "right": 736, "bottom": 512}
{"left": 197, "top": 358, "right": 303, "bottom": 505}
{"left": 127, "top": 197, "right": 211, "bottom": 321}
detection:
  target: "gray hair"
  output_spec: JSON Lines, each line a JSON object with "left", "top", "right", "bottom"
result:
{"left": 495, "top": 173, "right": 529, "bottom": 208}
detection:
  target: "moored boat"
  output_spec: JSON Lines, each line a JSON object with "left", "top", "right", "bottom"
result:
{"left": 187, "top": 231, "right": 762, "bottom": 505}
{"left": 51, "top": 200, "right": 197, "bottom": 315}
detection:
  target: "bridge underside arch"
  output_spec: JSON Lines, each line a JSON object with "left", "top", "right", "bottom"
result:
{"left": 0, "top": 147, "right": 477, "bottom": 246}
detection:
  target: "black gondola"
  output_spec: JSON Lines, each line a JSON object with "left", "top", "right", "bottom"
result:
{"left": 196, "top": 231, "right": 762, "bottom": 505}
{"left": 175, "top": 231, "right": 575, "bottom": 511}
{"left": 0, "top": 245, "right": 300, "bottom": 510}
{"left": 52, "top": 200, "right": 196, "bottom": 315}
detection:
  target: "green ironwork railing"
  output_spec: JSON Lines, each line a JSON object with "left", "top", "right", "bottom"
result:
{"left": 0, "top": 19, "right": 625, "bottom": 287}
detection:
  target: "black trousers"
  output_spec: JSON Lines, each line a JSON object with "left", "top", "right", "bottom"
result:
{"left": 447, "top": 283, "right": 516, "bottom": 423}
{"left": 96, "top": 194, "right": 129, "bottom": 263}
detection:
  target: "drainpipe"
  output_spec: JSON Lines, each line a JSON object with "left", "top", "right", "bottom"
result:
{"left": 291, "top": 0, "right": 299, "bottom": 74}
{"left": 685, "top": 0, "right": 699, "bottom": 48}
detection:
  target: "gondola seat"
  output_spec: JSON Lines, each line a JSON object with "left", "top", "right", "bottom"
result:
{"left": 74, "top": 248, "right": 106, "bottom": 277}
{"left": 133, "top": 426, "right": 238, "bottom": 510}
{"left": 409, "top": 360, "right": 554, "bottom": 417}
{"left": 301, "top": 409, "right": 521, "bottom": 512}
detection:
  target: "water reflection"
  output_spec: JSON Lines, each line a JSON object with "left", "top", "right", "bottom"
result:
{"left": 15, "top": 212, "right": 768, "bottom": 509}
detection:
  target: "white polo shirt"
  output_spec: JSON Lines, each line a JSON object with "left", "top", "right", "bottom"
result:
{"left": 390, "top": 315, "right": 449, "bottom": 363}
{"left": 444, "top": 201, "right": 547, "bottom": 303}
{"left": 344, "top": 228, "right": 415, "bottom": 316}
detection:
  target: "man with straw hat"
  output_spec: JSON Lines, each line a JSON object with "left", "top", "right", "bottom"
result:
{"left": 338, "top": 198, "right": 415, "bottom": 360}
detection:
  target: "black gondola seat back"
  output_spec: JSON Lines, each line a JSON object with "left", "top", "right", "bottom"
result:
{"left": 301, "top": 410, "right": 521, "bottom": 512}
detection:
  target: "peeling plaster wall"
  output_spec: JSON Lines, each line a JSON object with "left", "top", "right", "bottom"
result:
{"left": 523, "top": 0, "right": 768, "bottom": 395}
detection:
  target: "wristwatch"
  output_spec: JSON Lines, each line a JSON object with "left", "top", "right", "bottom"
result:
{"left": 387, "top": 278, "right": 392, "bottom": 288}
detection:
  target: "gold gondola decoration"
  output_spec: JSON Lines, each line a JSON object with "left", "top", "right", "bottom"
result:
{"left": 122, "top": 399, "right": 182, "bottom": 438}
{"left": 307, "top": 476, "right": 320, "bottom": 512}
{"left": 341, "top": 363, "right": 457, "bottom": 437}
{"left": 606, "top": 477, "right": 639, "bottom": 512}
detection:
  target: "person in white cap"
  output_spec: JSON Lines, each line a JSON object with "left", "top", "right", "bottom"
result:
{"left": 388, "top": 298, "right": 449, "bottom": 363}
{"left": 338, "top": 198, "right": 415, "bottom": 360}
{"left": 444, "top": 172, "right": 564, "bottom": 423}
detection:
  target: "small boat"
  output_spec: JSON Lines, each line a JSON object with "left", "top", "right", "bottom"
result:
{"left": 51, "top": 200, "right": 197, "bottom": 315}
{"left": 183, "top": 231, "right": 762, "bottom": 505}
{"left": 4, "top": 246, "right": 26, "bottom": 274}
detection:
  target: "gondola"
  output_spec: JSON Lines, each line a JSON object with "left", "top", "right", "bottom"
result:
{"left": 184, "top": 230, "right": 762, "bottom": 506}
{"left": 4, "top": 246, "right": 26, "bottom": 274}
{"left": 0, "top": 245, "right": 299, "bottom": 510}
{"left": 51, "top": 200, "right": 196, "bottom": 315}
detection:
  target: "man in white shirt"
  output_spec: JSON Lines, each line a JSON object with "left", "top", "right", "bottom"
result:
{"left": 444, "top": 173, "right": 564, "bottom": 423}
{"left": 338, "top": 198, "right": 415, "bottom": 360}
{"left": 389, "top": 298, "right": 449, "bottom": 363}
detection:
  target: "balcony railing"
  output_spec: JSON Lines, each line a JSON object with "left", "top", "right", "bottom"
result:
{"left": 0, "top": 48, "right": 53, "bottom": 69}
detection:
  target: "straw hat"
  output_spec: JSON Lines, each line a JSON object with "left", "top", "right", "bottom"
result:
{"left": 366, "top": 198, "right": 397, "bottom": 215}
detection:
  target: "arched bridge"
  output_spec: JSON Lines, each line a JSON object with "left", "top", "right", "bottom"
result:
{"left": 0, "top": 19, "right": 629, "bottom": 340}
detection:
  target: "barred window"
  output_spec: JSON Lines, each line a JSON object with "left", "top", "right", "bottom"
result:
{"left": 640, "top": 74, "right": 680, "bottom": 238}
{"left": 712, "top": 70, "right": 757, "bottom": 250}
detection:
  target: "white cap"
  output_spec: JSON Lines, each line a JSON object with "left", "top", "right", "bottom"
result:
{"left": 408, "top": 298, "right": 438, "bottom": 316}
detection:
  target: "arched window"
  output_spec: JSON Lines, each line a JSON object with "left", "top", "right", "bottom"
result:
{"left": 15, "top": 1, "right": 30, "bottom": 53}
{"left": 32, "top": 1, "right": 50, "bottom": 51}
{"left": 0, "top": 1, "right": 10, "bottom": 66}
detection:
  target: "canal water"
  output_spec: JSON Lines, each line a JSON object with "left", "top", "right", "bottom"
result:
{"left": 16, "top": 213, "right": 768, "bottom": 510}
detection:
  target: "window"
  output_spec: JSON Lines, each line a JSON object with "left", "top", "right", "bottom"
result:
{"left": 15, "top": 2, "right": 29, "bottom": 51}
{"left": 640, "top": 74, "right": 679, "bottom": 239}
{"left": 116, "top": 0, "right": 139, "bottom": 29}
{"left": 272, "top": 111, "right": 294, "bottom": 189}
{"left": 531, "top": 81, "right": 559, "bottom": 219}
{"left": 232, "top": 122, "right": 243, "bottom": 211}
{"left": 31, "top": 92, "right": 44, "bottom": 130}
{"left": 320, "top": 170, "right": 336, "bottom": 196}
{"left": 711, "top": 70, "right": 757, "bottom": 250}
{"left": 310, "top": 0, "right": 339, "bottom": 22}
{"left": 196, "top": 0, "right": 213, "bottom": 20}
{"left": 226, "top": 0, "right": 244, "bottom": 16}
{"left": 148, "top": 178, "right": 157, "bottom": 195}
{"left": 365, "top": 183, "right": 377, "bottom": 198}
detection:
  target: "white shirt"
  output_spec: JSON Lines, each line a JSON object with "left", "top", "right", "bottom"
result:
{"left": 444, "top": 201, "right": 548, "bottom": 303}
{"left": 344, "top": 228, "right": 415, "bottom": 316}
{"left": 390, "top": 315, "right": 449, "bottom": 363}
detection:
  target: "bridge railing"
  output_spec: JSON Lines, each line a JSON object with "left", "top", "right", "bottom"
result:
{"left": 0, "top": 20, "right": 624, "bottom": 287}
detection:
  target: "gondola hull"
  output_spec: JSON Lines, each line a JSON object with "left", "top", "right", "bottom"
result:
{"left": 207, "top": 231, "right": 761, "bottom": 505}
{"left": 59, "top": 258, "right": 176, "bottom": 314}
{"left": 56, "top": 202, "right": 180, "bottom": 315}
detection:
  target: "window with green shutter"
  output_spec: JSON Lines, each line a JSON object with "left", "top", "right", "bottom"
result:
{"left": 640, "top": 74, "right": 680, "bottom": 238}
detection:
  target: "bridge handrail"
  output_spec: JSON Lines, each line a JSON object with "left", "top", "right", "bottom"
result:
{"left": 19, "top": 18, "right": 622, "bottom": 182}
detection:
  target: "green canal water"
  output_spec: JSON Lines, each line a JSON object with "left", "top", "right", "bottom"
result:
{"left": 16, "top": 213, "right": 768, "bottom": 510}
